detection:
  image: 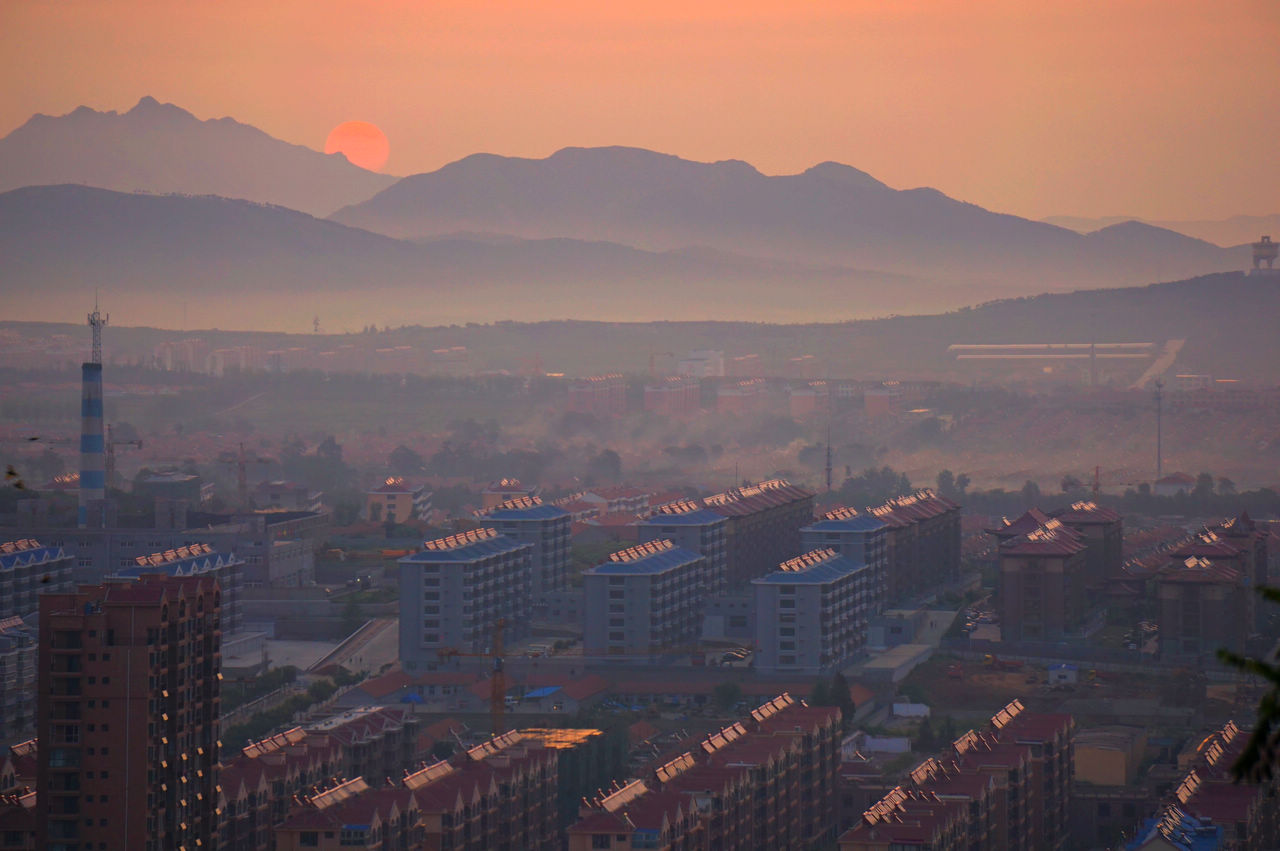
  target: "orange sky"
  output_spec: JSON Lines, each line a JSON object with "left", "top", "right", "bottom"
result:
{"left": 2, "top": 0, "right": 1277, "bottom": 220}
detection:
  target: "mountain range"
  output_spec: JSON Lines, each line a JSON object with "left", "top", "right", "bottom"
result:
{"left": 0, "top": 97, "right": 1255, "bottom": 328}
{"left": 0, "top": 184, "right": 924, "bottom": 330}
{"left": 0, "top": 97, "right": 394, "bottom": 216}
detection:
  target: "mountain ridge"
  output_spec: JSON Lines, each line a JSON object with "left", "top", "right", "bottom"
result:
{"left": 0, "top": 96, "right": 395, "bottom": 216}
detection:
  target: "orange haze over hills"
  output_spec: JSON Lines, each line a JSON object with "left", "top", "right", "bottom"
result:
{"left": 1, "top": 0, "right": 1277, "bottom": 221}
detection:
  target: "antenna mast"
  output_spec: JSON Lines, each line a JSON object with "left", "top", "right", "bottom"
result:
{"left": 1153, "top": 378, "right": 1164, "bottom": 480}
{"left": 88, "top": 295, "right": 108, "bottom": 365}
{"left": 824, "top": 424, "right": 834, "bottom": 493}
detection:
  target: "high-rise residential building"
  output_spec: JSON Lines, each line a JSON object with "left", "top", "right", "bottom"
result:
{"left": 997, "top": 519, "right": 1090, "bottom": 642}
{"left": 704, "top": 479, "right": 815, "bottom": 589}
{"left": 113, "top": 543, "right": 244, "bottom": 636}
{"left": 567, "top": 373, "right": 627, "bottom": 418}
{"left": 398, "top": 528, "right": 533, "bottom": 670}
{"left": 802, "top": 507, "right": 890, "bottom": 616}
{"left": 868, "top": 490, "right": 962, "bottom": 603}
{"left": 636, "top": 499, "right": 729, "bottom": 596}
{"left": 476, "top": 496, "right": 572, "bottom": 595}
{"left": 0, "top": 617, "right": 38, "bottom": 747}
{"left": 0, "top": 540, "right": 74, "bottom": 620}
{"left": 753, "top": 549, "right": 872, "bottom": 676}
{"left": 582, "top": 540, "right": 705, "bottom": 661}
{"left": 1049, "top": 501, "right": 1123, "bottom": 599}
{"left": 37, "top": 573, "right": 222, "bottom": 851}
{"left": 1155, "top": 556, "right": 1251, "bottom": 659}
{"left": 643, "top": 376, "right": 701, "bottom": 416}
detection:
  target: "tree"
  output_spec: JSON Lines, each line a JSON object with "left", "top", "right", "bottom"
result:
{"left": 1218, "top": 585, "right": 1280, "bottom": 782}
{"left": 387, "top": 445, "right": 425, "bottom": 476}
{"left": 954, "top": 473, "right": 971, "bottom": 497}
{"left": 1020, "top": 480, "right": 1042, "bottom": 505}
{"left": 830, "top": 671, "right": 856, "bottom": 727}
{"left": 713, "top": 681, "right": 743, "bottom": 712}
{"left": 1060, "top": 474, "right": 1084, "bottom": 494}
{"left": 936, "top": 470, "right": 956, "bottom": 498}
{"left": 585, "top": 449, "right": 622, "bottom": 484}
{"left": 809, "top": 679, "right": 832, "bottom": 706}
{"left": 1217, "top": 477, "right": 1237, "bottom": 496}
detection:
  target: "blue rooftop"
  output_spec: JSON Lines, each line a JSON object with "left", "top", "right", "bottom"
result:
{"left": 115, "top": 550, "right": 238, "bottom": 579}
{"left": 585, "top": 544, "right": 703, "bottom": 576}
{"left": 524, "top": 686, "right": 561, "bottom": 699}
{"left": 0, "top": 544, "right": 64, "bottom": 571}
{"left": 753, "top": 550, "right": 867, "bottom": 585}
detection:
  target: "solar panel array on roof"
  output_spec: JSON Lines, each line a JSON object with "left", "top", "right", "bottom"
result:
{"left": 650, "top": 499, "right": 702, "bottom": 516}
{"left": 991, "top": 699, "right": 1024, "bottom": 730}
{"left": 863, "top": 786, "right": 910, "bottom": 825}
{"left": 422, "top": 527, "right": 498, "bottom": 551}
{"left": 701, "top": 722, "right": 747, "bottom": 755}
{"left": 655, "top": 752, "right": 696, "bottom": 784}
{"left": 135, "top": 542, "right": 215, "bottom": 567}
{"left": 1175, "top": 770, "right": 1201, "bottom": 805}
{"left": 307, "top": 777, "right": 369, "bottom": 810}
{"left": 778, "top": 550, "right": 837, "bottom": 573}
{"left": 0, "top": 540, "right": 40, "bottom": 554}
{"left": 403, "top": 759, "right": 455, "bottom": 789}
{"left": 241, "top": 726, "right": 306, "bottom": 759}
{"left": 609, "top": 539, "right": 674, "bottom": 563}
{"left": 952, "top": 729, "right": 981, "bottom": 755}
{"left": 467, "top": 729, "right": 524, "bottom": 761}
{"left": 749, "top": 693, "right": 795, "bottom": 722}
{"left": 600, "top": 779, "right": 649, "bottom": 812}
{"left": 483, "top": 495, "right": 542, "bottom": 513}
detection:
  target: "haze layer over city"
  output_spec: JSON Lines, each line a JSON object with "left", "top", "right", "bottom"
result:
{"left": 1, "top": 3, "right": 1278, "bottom": 850}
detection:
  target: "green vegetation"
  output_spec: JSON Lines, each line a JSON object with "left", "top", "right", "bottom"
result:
{"left": 220, "top": 667, "right": 362, "bottom": 754}
{"left": 1219, "top": 585, "right": 1280, "bottom": 782}
{"left": 222, "top": 665, "right": 299, "bottom": 713}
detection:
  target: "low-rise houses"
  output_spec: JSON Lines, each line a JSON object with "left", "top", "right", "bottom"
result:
{"left": 841, "top": 700, "right": 1075, "bottom": 851}
{"left": 569, "top": 694, "right": 842, "bottom": 851}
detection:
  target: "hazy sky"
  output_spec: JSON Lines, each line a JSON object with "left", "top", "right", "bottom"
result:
{"left": 3, "top": 0, "right": 1277, "bottom": 221}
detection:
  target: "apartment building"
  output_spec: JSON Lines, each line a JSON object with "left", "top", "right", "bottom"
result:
{"left": 113, "top": 542, "right": 245, "bottom": 636}
{"left": 704, "top": 479, "right": 815, "bottom": 589}
{"left": 636, "top": 499, "right": 729, "bottom": 597}
{"left": 753, "top": 549, "right": 872, "bottom": 676}
{"left": 1155, "top": 556, "right": 1250, "bottom": 658}
{"left": 802, "top": 507, "right": 890, "bottom": 616}
{"left": 583, "top": 540, "right": 706, "bottom": 661}
{"left": 0, "top": 539, "right": 74, "bottom": 620}
{"left": 37, "top": 574, "right": 222, "bottom": 851}
{"left": 568, "top": 373, "right": 627, "bottom": 418}
{"left": 997, "top": 520, "right": 1090, "bottom": 642}
{"left": 477, "top": 496, "right": 572, "bottom": 595}
{"left": 569, "top": 694, "right": 843, "bottom": 851}
{"left": 0, "top": 619, "right": 37, "bottom": 749}
{"left": 1049, "top": 501, "right": 1123, "bottom": 593}
{"left": 867, "top": 490, "right": 962, "bottom": 604}
{"left": 398, "top": 528, "right": 533, "bottom": 669}
{"left": 644, "top": 376, "right": 701, "bottom": 416}
{"left": 843, "top": 700, "right": 1074, "bottom": 851}
{"left": 363, "top": 477, "right": 432, "bottom": 523}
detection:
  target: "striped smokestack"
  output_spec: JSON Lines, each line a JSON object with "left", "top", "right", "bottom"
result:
{"left": 79, "top": 302, "right": 108, "bottom": 528}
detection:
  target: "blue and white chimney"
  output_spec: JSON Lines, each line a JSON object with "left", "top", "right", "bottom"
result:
{"left": 79, "top": 302, "right": 108, "bottom": 528}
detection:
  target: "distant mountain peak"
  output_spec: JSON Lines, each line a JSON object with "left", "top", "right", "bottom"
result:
{"left": 801, "top": 161, "right": 887, "bottom": 190}
{"left": 126, "top": 96, "right": 195, "bottom": 121}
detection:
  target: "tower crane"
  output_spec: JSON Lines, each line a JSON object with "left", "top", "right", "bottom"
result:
{"left": 438, "top": 618, "right": 508, "bottom": 734}
{"left": 104, "top": 424, "right": 143, "bottom": 490}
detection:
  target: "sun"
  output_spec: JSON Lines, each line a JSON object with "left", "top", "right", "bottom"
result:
{"left": 324, "top": 121, "right": 390, "bottom": 172}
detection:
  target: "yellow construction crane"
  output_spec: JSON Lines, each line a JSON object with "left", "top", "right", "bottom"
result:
{"left": 438, "top": 618, "right": 508, "bottom": 734}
